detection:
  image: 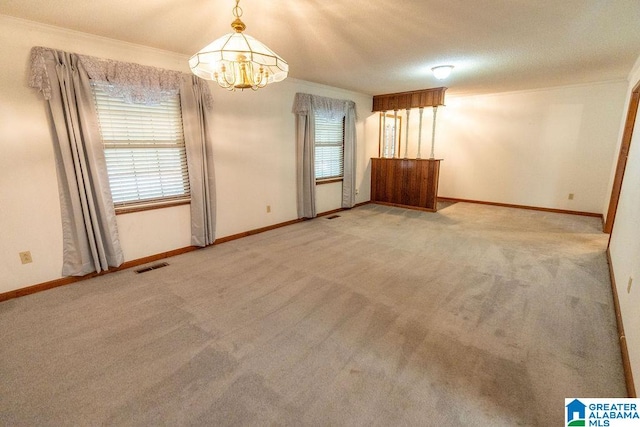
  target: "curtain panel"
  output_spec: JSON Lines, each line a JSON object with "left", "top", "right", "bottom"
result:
{"left": 292, "top": 93, "right": 357, "bottom": 218}
{"left": 180, "top": 75, "right": 217, "bottom": 246}
{"left": 29, "top": 47, "right": 217, "bottom": 276}
{"left": 29, "top": 48, "right": 124, "bottom": 276}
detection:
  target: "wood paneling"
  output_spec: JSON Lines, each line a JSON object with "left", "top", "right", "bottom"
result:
{"left": 372, "top": 87, "right": 447, "bottom": 112}
{"left": 371, "top": 158, "right": 441, "bottom": 211}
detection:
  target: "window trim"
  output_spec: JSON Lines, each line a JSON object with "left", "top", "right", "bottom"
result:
{"left": 114, "top": 198, "right": 190, "bottom": 215}
{"left": 316, "top": 177, "right": 344, "bottom": 185}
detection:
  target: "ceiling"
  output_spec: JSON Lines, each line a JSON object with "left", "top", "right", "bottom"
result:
{"left": 2, "top": 0, "right": 640, "bottom": 96}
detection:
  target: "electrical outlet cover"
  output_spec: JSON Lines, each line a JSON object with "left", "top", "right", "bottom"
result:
{"left": 19, "top": 251, "right": 33, "bottom": 264}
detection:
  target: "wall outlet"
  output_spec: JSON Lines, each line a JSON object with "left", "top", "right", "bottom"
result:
{"left": 628, "top": 277, "right": 633, "bottom": 294}
{"left": 568, "top": 193, "right": 574, "bottom": 200}
{"left": 19, "top": 251, "right": 33, "bottom": 264}
{"left": 266, "top": 205, "right": 271, "bottom": 213}
{"left": 355, "top": 188, "right": 359, "bottom": 195}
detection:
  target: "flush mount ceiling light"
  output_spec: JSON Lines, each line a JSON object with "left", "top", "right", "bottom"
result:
{"left": 189, "top": 0, "right": 288, "bottom": 91}
{"left": 431, "top": 65, "right": 454, "bottom": 80}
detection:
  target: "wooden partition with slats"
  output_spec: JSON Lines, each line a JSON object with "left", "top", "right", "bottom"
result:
{"left": 371, "top": 87, "right": 446, "bottom": 212}
{"left": 370, "top": 158, "right": 442, "bottom": 212}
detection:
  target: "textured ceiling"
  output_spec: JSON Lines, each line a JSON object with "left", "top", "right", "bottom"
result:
{"left": 2, "top": 0, "right": 640, "bottom": 96}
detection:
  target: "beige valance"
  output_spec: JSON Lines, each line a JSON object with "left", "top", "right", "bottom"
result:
{"left": 29, "top": 46, "right": 213, "bottom": 107}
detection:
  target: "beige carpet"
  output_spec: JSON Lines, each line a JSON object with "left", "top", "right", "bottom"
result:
{"left": 0, "top": 202, "right": 626, "bottom": 426}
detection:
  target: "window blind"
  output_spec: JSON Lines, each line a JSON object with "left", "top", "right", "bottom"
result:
{"left": 91, "top": 82, "right": 190, "bottom": 209}
{"left": 314, "top": 114, "right": 344, "bottom": 180}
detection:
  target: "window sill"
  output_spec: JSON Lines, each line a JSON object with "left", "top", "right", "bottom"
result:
{"left": 115, "top": 199, "right": 191, "bottom": 215}
{"left": 316, "top": 178, "right": 344, "bottom": 185}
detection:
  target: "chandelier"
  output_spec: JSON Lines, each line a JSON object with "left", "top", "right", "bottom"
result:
{"left": 189, "top": 0, "right": 288, "bottom": 91}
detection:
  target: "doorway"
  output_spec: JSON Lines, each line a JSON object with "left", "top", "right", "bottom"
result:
{"left": 604, "top": 80, "right": 640, "bottom": 234}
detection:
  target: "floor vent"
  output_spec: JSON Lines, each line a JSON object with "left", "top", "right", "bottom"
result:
{"left": 135, "top": 262, "right": 169, "bottom": 274}
{"left": 326, "top": 215, "right": 341, "bottom": 219}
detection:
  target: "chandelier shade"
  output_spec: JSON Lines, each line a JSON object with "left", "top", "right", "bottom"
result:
{"left": 431, "top": 65, "right": 454, "bottom": 80}
{"left": 189, "top": 1, "right": 288, "bottom": 91}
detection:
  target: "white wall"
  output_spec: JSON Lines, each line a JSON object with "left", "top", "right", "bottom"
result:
{"left": 608, "top": 55, "right": 640, "bottom": 394}
{"left": 0, "top": 15, "right": 376, "bottom": 293}
{"left": 210, "top": 78, "right": 376, "bottom": 238}
{"left": 1, "top": 12, "right": 632, "bottom": 313}
{"left": 390, "top": 83, "right": 627, "bottom": 213}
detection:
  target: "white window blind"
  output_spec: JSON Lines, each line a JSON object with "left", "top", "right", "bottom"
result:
{"left": 314, "top": 114, "right": 344, "bottom": 180}
{"left": 91, "top": 82, "right": 190, "bottom": 210}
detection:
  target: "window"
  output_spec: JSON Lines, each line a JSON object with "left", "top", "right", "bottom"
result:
{"left": 91, "top": 82, "right": 190, "bottom": 212}
{"left": 314, "top": 114, "right": 344, "bottom": 181}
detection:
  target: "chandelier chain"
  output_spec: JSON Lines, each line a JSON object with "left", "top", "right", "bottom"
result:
{"left": 233, "top": 0, "right": 243, "bottom": 19}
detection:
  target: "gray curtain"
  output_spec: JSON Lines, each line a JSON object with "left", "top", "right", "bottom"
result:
{"left": 180, "top": 75, "right": 216, "bottom": 246}
{"left": 36, "top": 49, "right": 124, "bottom": 276}
{"left": 293, "top": 93, "right": 357, "bottom": 219}
{"left": 295, "top": 110, "right": 317, "bottom": 218}
{"left": 30, "top": 46, "right": 217, "bottom": 274}
{"left": 342, "top": 106, "right": 357, "bottom": 209}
